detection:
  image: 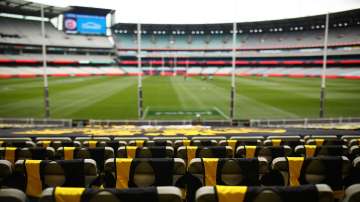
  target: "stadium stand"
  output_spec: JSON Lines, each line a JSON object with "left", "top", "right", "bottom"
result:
{"left": 0, "top": 17, "right": 112, "bottom": 48}
{"left": 0, "top": 134, "right": 358, "bottom": 201}
{"left": 1, "top": 9, "right": 360, "bottom": 78}
{"left": 1, "top": 1, "right": 360, "bottom": 201}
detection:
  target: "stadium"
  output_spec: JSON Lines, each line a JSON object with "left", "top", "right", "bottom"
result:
{"left": 0, "top": 0, "right": 360, "bottom": 201}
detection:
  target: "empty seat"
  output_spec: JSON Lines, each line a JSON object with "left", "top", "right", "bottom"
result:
{"left": 174, "top": 140, "right": 218, "bottom": 148}
{"left": 0, "top": 139, "right": 35, "bottom": 148}
{"left": 117, "top": 146, "right": 174, "bottom": 158}
{"left": 294, "top": 145, "right": 348, "bottom": 157}
{"left": 272, "top": 156, "right": 351, "bottom": 196}
{"left": 196, "top": 184, "right": 333, "bottom": 202}
{"left": 348, "top": 146, "right": 360, "bottom": 160}
{"left": 18, "top": 147, "right": 55, "bottom": 160}
{"left": 348, "top": 139, "right": 360, "bottom": 147}
{"left": 263, "top": 139, "right": 303, "bottom": 148}
{"left": 267, "top": 135, "right": 301, "bottom": 140}
{"left": 74, "top": 137, "right": 111, "bottom": 142}
{"left": 341, "top": 136, "right": 360, "bottom": 142}
{"left": 304, "top": 135, "right": 338, "bottom": 141}
{"left": 230, "top": 136, "right": 264, "bottom": 142}
{"left": 177, "top": 146, "right": 233, "bottom": 164}
{"left": 82, "top": 140, "right": 108, "bottom": 148}
{"left": 153, "top": 136, "right": 187, "bottom": 141}
{"left": 1, "top": 147, "right": 56, "bottom": 162}
{"left": 0, "top": 188, "right": 27, "bottom": 202}
{"left": 35, "top": 137, "right": 72, "bottom": 142}
{"left": 128, "top": 140, "right": 172, "bottom": 147}
{"left": 305, "top": 139, "right": 345, "bottom": 146}
{"left": 113, "top": 137, "right": 149, "bottom": 143}
{"left": 0, "top": 160, "right": 12, "bottom": 184}
{"left": 36, "top": 139, "right": 80, "bottom": 149}
{"left": 40, "top": 186, "right": 182, "bottom": 202}
{"left": 14, "top": 159, "right": 98, "bottom": 197}
{"left": 103, "top": 158, "right": 185, "bottom": 188}
{"left": 219, "top": 140, "right": 262, "bottom": 155}
{"left": 57, "top": 147, "right": 114, "bottom": 171}
{"left": 192, "top": 137, "right": 226, "bottom": 141}
{"left": 105, "top": 140, "right": 127, "bottom": 152}
{"left": 0, "top": 138, "right": 32, "bottom": 142}
{"left": 236, "top": 146, "right": 292, "bottom": 162}
{"left": 343, "top": 184, "right": 360, "bottom": 202}
{"left": 188, "top": 158, "right": 268, "bottom": 186}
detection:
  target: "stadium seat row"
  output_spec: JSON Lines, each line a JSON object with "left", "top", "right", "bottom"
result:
{"left": 1, "top": 135, "right": 359, "bottom": 148}
{"left": 0, "top": 156, "right": 360, "bottom": 199}
{"left": 2, "top": 145, "right": 360, "bottom": 164}
{"left": 1, "top": 184, "right": 360, "bottom": 202}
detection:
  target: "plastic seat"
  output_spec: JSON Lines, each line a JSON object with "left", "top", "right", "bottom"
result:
{"left": 188, "top": 158, "right": 269, "bottom": 186}
{"left": 305, "top": 139, "right": 345, "bottom": 146}
{"left": 36, "top": 138, "right": 80, "bottom": 149}
{"left": 128, "top": 140, "right": 173, "bottom": 147}
{"left": 177, "top": 146, "right": 233, "bottom": 162}
{"left": 304, "top": 135, "right": 338, "bottom": 141}
{"left": 0, "top": 139, "right": 35, "bottom": 148}
{"left": 57, "top": 147, "right": 114, "bottom": 171}
{"left": 0, "top": 160, "right": 12, "bottom": 184}
{"left": 0, "top": 188, "right": 27, "bottom": 202}
{"left": 236, "top": 146, "right": 292, "bottom": 162}
{"left": 343, "top": 184, "right": 360, "bottom": 202}
{"left": 294, "top": 145, "right": 348, "bottom": 157}
{"left": 195, "top": 184, "right": 333, "bottom": 202}
{"left": 113, "top": 137, "right": 149, "bottom": 143}
{"left": 174, "top": 139, "right": 218, "bottom": 148}
{"left": 103, "top": 158, "right": 185, "bottom": 188}
{"left": 12, "top": 159, "right": 98, "bottom": 198}
{"left": 117, "top": 146, "right": 174, "bottom": 158}
{"left": 74, "top": 137, "right": 111, "bottom": 142}
{"left": 272, "top": 156, "right": 351, "bottom": 192}
{"left": 40, "top": 186, "right": 182, "bottom": 202}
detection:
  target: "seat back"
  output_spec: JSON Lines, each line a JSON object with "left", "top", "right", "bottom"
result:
{"left": 305, "top": 139, "right": 345, "bottom": 146}
{"left": 177, "top": 146, "right": 233, "bottom": 159}
{"left": 15, "top": 159, "right": 98, "bottom": 187}
{"left": 128, "top": 140, "right": 173, "bottom": 147}
{"left": 0, "top": 188, "right": 27, "bottom": 202}
{"left": 104, "top": 158, "right": 185, "bottom": 187}
{"left": 343, "top": 184, "right": 360, "bottom": 202}
{"left": 74, "top": 137, "right": 111, "bottom": 143}
{"left": 117, "top": 146, "right": 174, "bottom": 158}
{"left": 195, "top": 184, "right": 334, "bottom": 202}
{"left": 236, "top": 146, "right": 292, "bottom": 162}
{"left": 0, "top": 160, "right": 12, "bottom": 183}
{"left": 188, "top": 158, "right": 269, "bottom": 186}
{"left": 40, "top": 186, "right": 182, "bottom": 202}
{"left": 294, "top": 145, "right": 348, "bottom": 157}
{"left": 272, "top": 156, "right": 351, "bottom": 188}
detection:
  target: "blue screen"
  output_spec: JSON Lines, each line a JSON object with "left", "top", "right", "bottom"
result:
{"left": 64, "top": 13, "right": 106, "bottom": 35}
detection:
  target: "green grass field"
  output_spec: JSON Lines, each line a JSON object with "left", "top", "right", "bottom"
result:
{"left": 0, "top": 76, "right": 359, "bottom": 120}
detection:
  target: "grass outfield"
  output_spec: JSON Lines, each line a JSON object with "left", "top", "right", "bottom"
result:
{"left": 0, "top": 76, "right": 359, "bottom": 120}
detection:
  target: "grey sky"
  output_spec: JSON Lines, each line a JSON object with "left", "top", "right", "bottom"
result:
{"left": 31, "top": 0, "right": 360, "bottom": 24}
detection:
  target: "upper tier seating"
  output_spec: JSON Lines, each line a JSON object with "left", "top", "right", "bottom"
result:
{"left": 0, "top": 17, "right": 113, "bottom": 48}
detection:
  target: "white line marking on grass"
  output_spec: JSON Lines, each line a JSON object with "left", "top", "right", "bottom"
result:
{"left": 213, "top": 107, "right": 230, "bottom": 120}
{"left": 142, "top": 106, "right": 149, "bottom": 119}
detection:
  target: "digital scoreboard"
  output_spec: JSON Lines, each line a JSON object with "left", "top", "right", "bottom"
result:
{"left": 64, "top": 13, "right": 106, "bottom": 35}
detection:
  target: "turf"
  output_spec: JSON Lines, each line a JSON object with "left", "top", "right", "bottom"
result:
{"left": 0, "top": 76, "right": 359, "bottom": 120}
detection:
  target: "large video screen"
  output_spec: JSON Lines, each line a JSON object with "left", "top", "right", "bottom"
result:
{"left": 64, "top": 13, "right": 106, "bottom": 35}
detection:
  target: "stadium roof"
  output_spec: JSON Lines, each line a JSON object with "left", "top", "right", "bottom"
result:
{"left": 0, "top": 0, "right": 70, "bottom": 18}
{"left": 0, "top": 1, "right": 114, "bottom": 18}
{"left": 112, "top": 8, "right": 360, "bottom": 32}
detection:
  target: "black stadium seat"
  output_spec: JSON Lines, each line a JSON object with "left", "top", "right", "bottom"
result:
{"left": 195, "top": 184, "right": 334, "bottom": 202}
{"left": 40, "top": 186, "right": 183, "bottom": 202}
